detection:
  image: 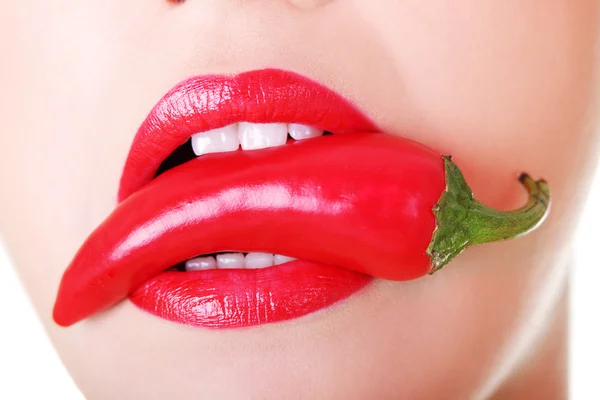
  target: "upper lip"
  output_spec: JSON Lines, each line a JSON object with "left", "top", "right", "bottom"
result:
{"left": 119, "top": 68, "right": 378, "bottom": 201}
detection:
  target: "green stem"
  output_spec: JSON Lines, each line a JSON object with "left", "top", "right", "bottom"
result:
{"left": 426, "top": 156, "right": 551, "bottom": 274}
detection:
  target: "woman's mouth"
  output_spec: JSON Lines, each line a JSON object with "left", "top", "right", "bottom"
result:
{"left": 52, "top": 69, "right": 550, "bottom": 329}
{"left": 55, "top": 69, "right": 395, "bottom": 328}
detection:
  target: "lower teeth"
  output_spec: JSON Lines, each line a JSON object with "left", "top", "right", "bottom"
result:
{"left": 184, "top": 252, "right": 296, "bottom": 271}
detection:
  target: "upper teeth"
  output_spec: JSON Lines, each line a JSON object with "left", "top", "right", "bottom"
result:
{"left": 191, "top": 123, "right": 324, "bottom": 156}
{"left": 288, "top": 123, "right": 324, "bottom": 140}
{"left": 186, "top": 123, "right": 320, "bottom": 271}
{"left": 185, "top": 252, "right": 297, "bottom": 271}
{"left": 190, "top": 123, "right": 239, "bottom": 156}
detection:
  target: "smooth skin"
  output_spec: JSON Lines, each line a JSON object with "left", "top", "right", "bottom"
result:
{"left": 0, "top": 1, "right": 598, "bottom": 399}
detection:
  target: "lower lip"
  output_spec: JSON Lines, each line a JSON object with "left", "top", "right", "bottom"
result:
{"left": 129, "top": 260, "right": 372, "bottom": 328}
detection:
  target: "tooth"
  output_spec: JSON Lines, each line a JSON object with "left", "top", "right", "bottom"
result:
{"left": 185, "top": 256, "right": 217, "bottom": 271}
{"left": 216, "top": 253, "right": 245, "bottom": 269}
{"left": 274, "top": 255, "right": 297, "bottom": 265}
{"left": 288, "top": 124, "right": 324, "bottom": 140}
{"left": 238, "top": 122, "right": 287, "bottom": 150}
{"left": 245, "top": 252, "right": 274, "bottom": 269}
{"left": 191, "top": 124, "right": 239, "bottom": 156}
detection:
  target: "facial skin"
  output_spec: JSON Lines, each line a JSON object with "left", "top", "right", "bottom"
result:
{"left": 0, "top": 1, "right": 598, "bottom": 398}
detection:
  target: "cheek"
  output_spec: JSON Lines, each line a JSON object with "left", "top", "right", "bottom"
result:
{"left": 395, "top": 1, "right": 595, "bottom": 122}
{"left": 0, "top": 1, "right": 163, "bottom": 311}
{"left": 354, "top": 0, "right": 597, "bottom": 177}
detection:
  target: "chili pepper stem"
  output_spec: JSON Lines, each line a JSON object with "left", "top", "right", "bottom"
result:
{"left": 426, "top": 156, "right": 551, "bottom": 274}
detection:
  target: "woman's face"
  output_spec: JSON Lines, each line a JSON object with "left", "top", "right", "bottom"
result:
{"left": 0, "top": 1, "right": 598, "bottom": 398}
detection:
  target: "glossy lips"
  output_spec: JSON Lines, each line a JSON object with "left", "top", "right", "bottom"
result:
{"left": 130, "top": 263, "right": 371, "bottom": 328}
{"left": 54, "top": 70, "right": 386, "bottom": 328}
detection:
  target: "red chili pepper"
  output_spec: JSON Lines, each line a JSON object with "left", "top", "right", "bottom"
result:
{"left": 52, "top": 133, "right": 550, "bottom": 326}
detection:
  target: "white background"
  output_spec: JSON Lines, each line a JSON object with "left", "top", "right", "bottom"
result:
{"left": 0, "top": 169, "right": 599, "bottom": 399}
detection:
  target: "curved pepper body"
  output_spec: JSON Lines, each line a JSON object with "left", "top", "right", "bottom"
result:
{"left": 53, "top": 133, "right": 446, "bottom": 325}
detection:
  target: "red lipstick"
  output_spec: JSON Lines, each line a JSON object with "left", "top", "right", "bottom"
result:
{"left": 56, "top": 69, "right": 381, "bottom": 328}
